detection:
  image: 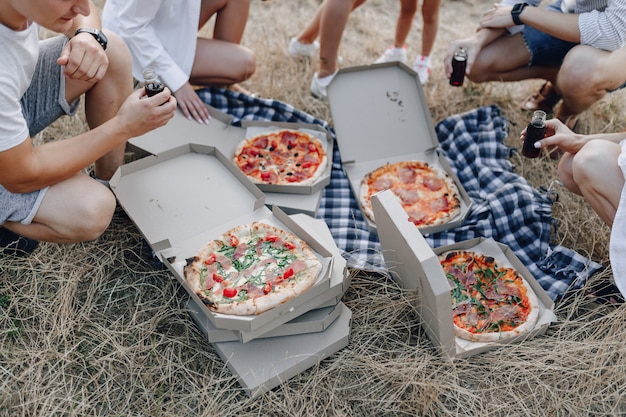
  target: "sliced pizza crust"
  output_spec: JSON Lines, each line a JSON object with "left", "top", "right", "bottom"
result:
{"left": 184, "top": 222, "right": 322, "bottom": 316}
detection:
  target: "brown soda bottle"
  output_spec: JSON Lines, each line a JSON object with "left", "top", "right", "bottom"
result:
{"left": 521, "top": 110, "right": 547, "bottom": 158}
{"left": 450, "top": 47, "right": 467, "bottom": 87}
{"left": 143, "top": 67, "right": 164, "bottom": 97}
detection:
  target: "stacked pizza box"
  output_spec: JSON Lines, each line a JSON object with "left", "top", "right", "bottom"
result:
{"left": 326, "top": 63, "right": 556, "bottom": 359}
{"left": 112, "top": 113, "right": 352, "bottom": 397}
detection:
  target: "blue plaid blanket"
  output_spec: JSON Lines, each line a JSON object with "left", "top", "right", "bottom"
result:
{"left": 197, "top": 87, "right": 603, "bottom": 300}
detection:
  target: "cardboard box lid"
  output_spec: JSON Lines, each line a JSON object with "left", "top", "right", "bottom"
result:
{"left": 326, "top": 62, "right": 439, "bottom": 164}
{"left": 111, "top": 143, "right": 265, "bottom": 251}
{"left": 128, "top": 107, "right": 241, "bottom": 156}
{"left": 214, "top": 302, "right": 351, "bottom": 398}
{"left": 371, "top": 190, "right": 557, "bottom": 359}
{"left": 127, "top": 111, "right": 325, "bottom": 216}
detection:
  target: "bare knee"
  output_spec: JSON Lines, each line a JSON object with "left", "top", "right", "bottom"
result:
{"left": 568, "top": 141, "right": 615, "bottom": 190}
{"left": 235, "top": 48, "right": 256, "bottom": 83}
{"left": 70, "top": 188, "right": 117, "bottom": 241}
{"left": 101, "top": 30, "right": 133, "bottom": 86}
{"left": 557, "top": 152, "right": 578, "bottom": 193}
{"left": 558, "top": 47, "right": 604, "bottom": 96}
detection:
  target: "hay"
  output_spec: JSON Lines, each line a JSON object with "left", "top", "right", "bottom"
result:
{"left": 2, "top": 0, "right": 626, "bottom": 415}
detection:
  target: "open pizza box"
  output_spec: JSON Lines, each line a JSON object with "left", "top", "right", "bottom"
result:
{"left": 127, "top": 109, "right": 325, "bottom": 217}
{"left": 110, "top": 143, "right": 344, "bottom": 339}
{"left": 371, "top": 190, "right": 557, "bottom": 359}
{"left": 198, "top": 215, "right": 352, "bottom": 397}
{"left": 326, "top": 62, "right": 472, "bottom": 235}
{"left": 188, "top": 214, "right": 351, "bottom": 343}
{"left": 219, "top": 120, "right": 334, "bottom": 195}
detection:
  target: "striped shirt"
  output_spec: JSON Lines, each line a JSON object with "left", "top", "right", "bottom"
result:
{"left": 504, "top": 0, "right": 626, "bottom": 50}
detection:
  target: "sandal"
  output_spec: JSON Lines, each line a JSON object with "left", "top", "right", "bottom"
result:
{"left": 521, "top": 81, "right": 562, "bottom": 113}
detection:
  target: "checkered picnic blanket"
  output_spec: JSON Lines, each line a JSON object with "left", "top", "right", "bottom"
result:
{"left": 197, "top": 87, "right": 603, "bottom": 300}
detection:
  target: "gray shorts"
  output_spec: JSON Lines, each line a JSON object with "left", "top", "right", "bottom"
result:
{"left": 1, "top": 36, "right": 80, "bottom": 225}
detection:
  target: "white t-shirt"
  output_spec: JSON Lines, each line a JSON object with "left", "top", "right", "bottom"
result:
{"left": 0, "top": 23, "right": 38, "bottom": 152}
{"left": 102, "top": 0, "right": 200, "bottom": 93}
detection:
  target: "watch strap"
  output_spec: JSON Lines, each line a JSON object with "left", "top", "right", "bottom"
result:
{"left": 511, "top": 2, "right": 529, "bottom": 26}
{"left": 74, "top": 28, "right": 108, "bottom": 50}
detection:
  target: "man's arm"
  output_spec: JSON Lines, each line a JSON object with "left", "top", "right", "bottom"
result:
{"left": 0, "top": 90, "right": 176, "bottom": 194}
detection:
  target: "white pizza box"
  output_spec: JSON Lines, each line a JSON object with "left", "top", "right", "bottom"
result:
{"left": 127, "top": 106, "right": 240, "bottom": 157}
{"left": 187, "top": 214, "right": 351, "bottom": 343}
{"left": 219, "top": 120, "right": 333, "bottom": 195}
{"left": 214, "top": 302, "right": 352, "bottom": 398}
{"left": 128, "top": 110, "right": 325, "bottom": 216}
{"left": 371, "top": 190, "right": 557, "bottom": 359}
{"left": 326, "top": 62, "right": 472, "bottom": 235}
{"left": 110, "top": 143, "right": 337, "bottom": 335}
{"left": 188, "top": 300, "right": 344, "bottom": 343}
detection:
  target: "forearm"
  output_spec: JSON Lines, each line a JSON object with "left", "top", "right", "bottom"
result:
{"left": 5, "top": 118, "right": 131, "bottom": 193}
{"left": 518, "top": 7, "right": 581, "bottom": 43}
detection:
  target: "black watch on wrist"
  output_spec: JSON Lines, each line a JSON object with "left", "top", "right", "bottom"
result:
{"left": 511, "top": 2, "right": 529, "bottom": 25}
{"left": 74, "top": 28, "right": 108, "bottom": 50}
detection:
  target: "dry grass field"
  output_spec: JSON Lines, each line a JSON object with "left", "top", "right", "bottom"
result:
{"left": 3, "top": 0, "right": 626, "bottom": 415}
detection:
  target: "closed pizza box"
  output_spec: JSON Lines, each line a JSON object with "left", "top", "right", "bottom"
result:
{"left": 214, "top": 302, "right": 352, "bottom": 398}
{"left": 371, "top": 190, "right": 557, "bottom": 359}
{"left": 188, "top": 214, "right": 351, "bottom": 343}
{"left": 110, "top": 144, "right": 337, "bottom": 336}
{"left": 188, "top": 301, "right": 344, "bottom": 343}
{"left": 326, "top": 62, "right": 472, "bottom": 235}
{"left": 128, "top": 110, "right": 325, "bottom": 216}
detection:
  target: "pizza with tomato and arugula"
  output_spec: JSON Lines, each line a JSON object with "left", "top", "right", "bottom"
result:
{"left": 359, "top": 160, "right": 461, "bottom": 228}
{"left": 183, "top": 222, "right": 322, "bottom": 316}
{"left": 233, "top": 129, "right": 328, "bottom": 186}
{"left": 438, "top": 250, "right": 540, "bottom": 342}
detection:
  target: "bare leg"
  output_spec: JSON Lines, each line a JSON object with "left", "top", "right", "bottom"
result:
{"left": 318, "top": 0, "right": 366, "bottom": 78}
{"left": 4, "top": 173, "right": 116, "bottom": 243}
{"left": 193, "top": 0, "right": 256, "bottom": 85}
{"left": 394, "top": 0, "right": 417, "bottom": 48}
{"left": 467, "top": 32, "right": 559, "bottom": 82}
{"left": 555, "top": 45, "right": 626, "bottom": 124}
{"left": 559, "top": 140, "right": 623, "bottom": 226}
{"left": 65, "top": 31, "right": 133, "bottom": 181}
{"left": 419, "top": 0, "right": 440, "bottom": 57}
{"left": 200, "top": 0, "right": 249, "bottom": 42}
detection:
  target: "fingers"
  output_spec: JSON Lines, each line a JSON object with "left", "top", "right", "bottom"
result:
{"left": 179, "top": 98, "right": 211, "bottom": 125}
{"left": 60, "top": 37, "right": 109, "bottom": 82}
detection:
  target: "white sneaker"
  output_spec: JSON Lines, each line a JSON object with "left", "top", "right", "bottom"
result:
{"left": 413, "top": 55, "right": 431, "bottom": 85}
{"left": 310, "top": 72, "right": 335, "bottom": 100}
{"left": 288, "top": 37, "right": 319, "bottom": 58}
{"left": 375, "top": 45, "right": 408, "bottom": 64}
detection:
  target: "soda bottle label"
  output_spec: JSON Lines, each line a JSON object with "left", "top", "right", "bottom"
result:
{"left": 450, "top": 48, "right": 467, "bottom": 87}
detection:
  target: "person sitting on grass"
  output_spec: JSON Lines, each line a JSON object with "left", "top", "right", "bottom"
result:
{"left": 0, "top": 0, "right": 177, "bottom": 256}
{"left": 444, "top": 0, "right": 626, "bottom": 131}
{"left": 103, "top": 0, "right": 256, "bottom": 125}
{"left": 527, "top": 118, "right": 626, "bottom": 296}
{"left": 374, "top": 0, "right": 442, "bottom": 85}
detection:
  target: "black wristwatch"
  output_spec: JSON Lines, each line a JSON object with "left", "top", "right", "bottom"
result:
{"left": 74, "top": 28, "right": 108, "bottom": 50}
{"left": 511, "top": 2, "right": 529, "bottom": 25}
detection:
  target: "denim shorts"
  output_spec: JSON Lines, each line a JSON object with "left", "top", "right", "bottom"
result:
{"left": 1, "top": 36, "right": 80, "bottom": 225}
{"left": 522, "top": 0, "right": 578, "bottom": 67}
